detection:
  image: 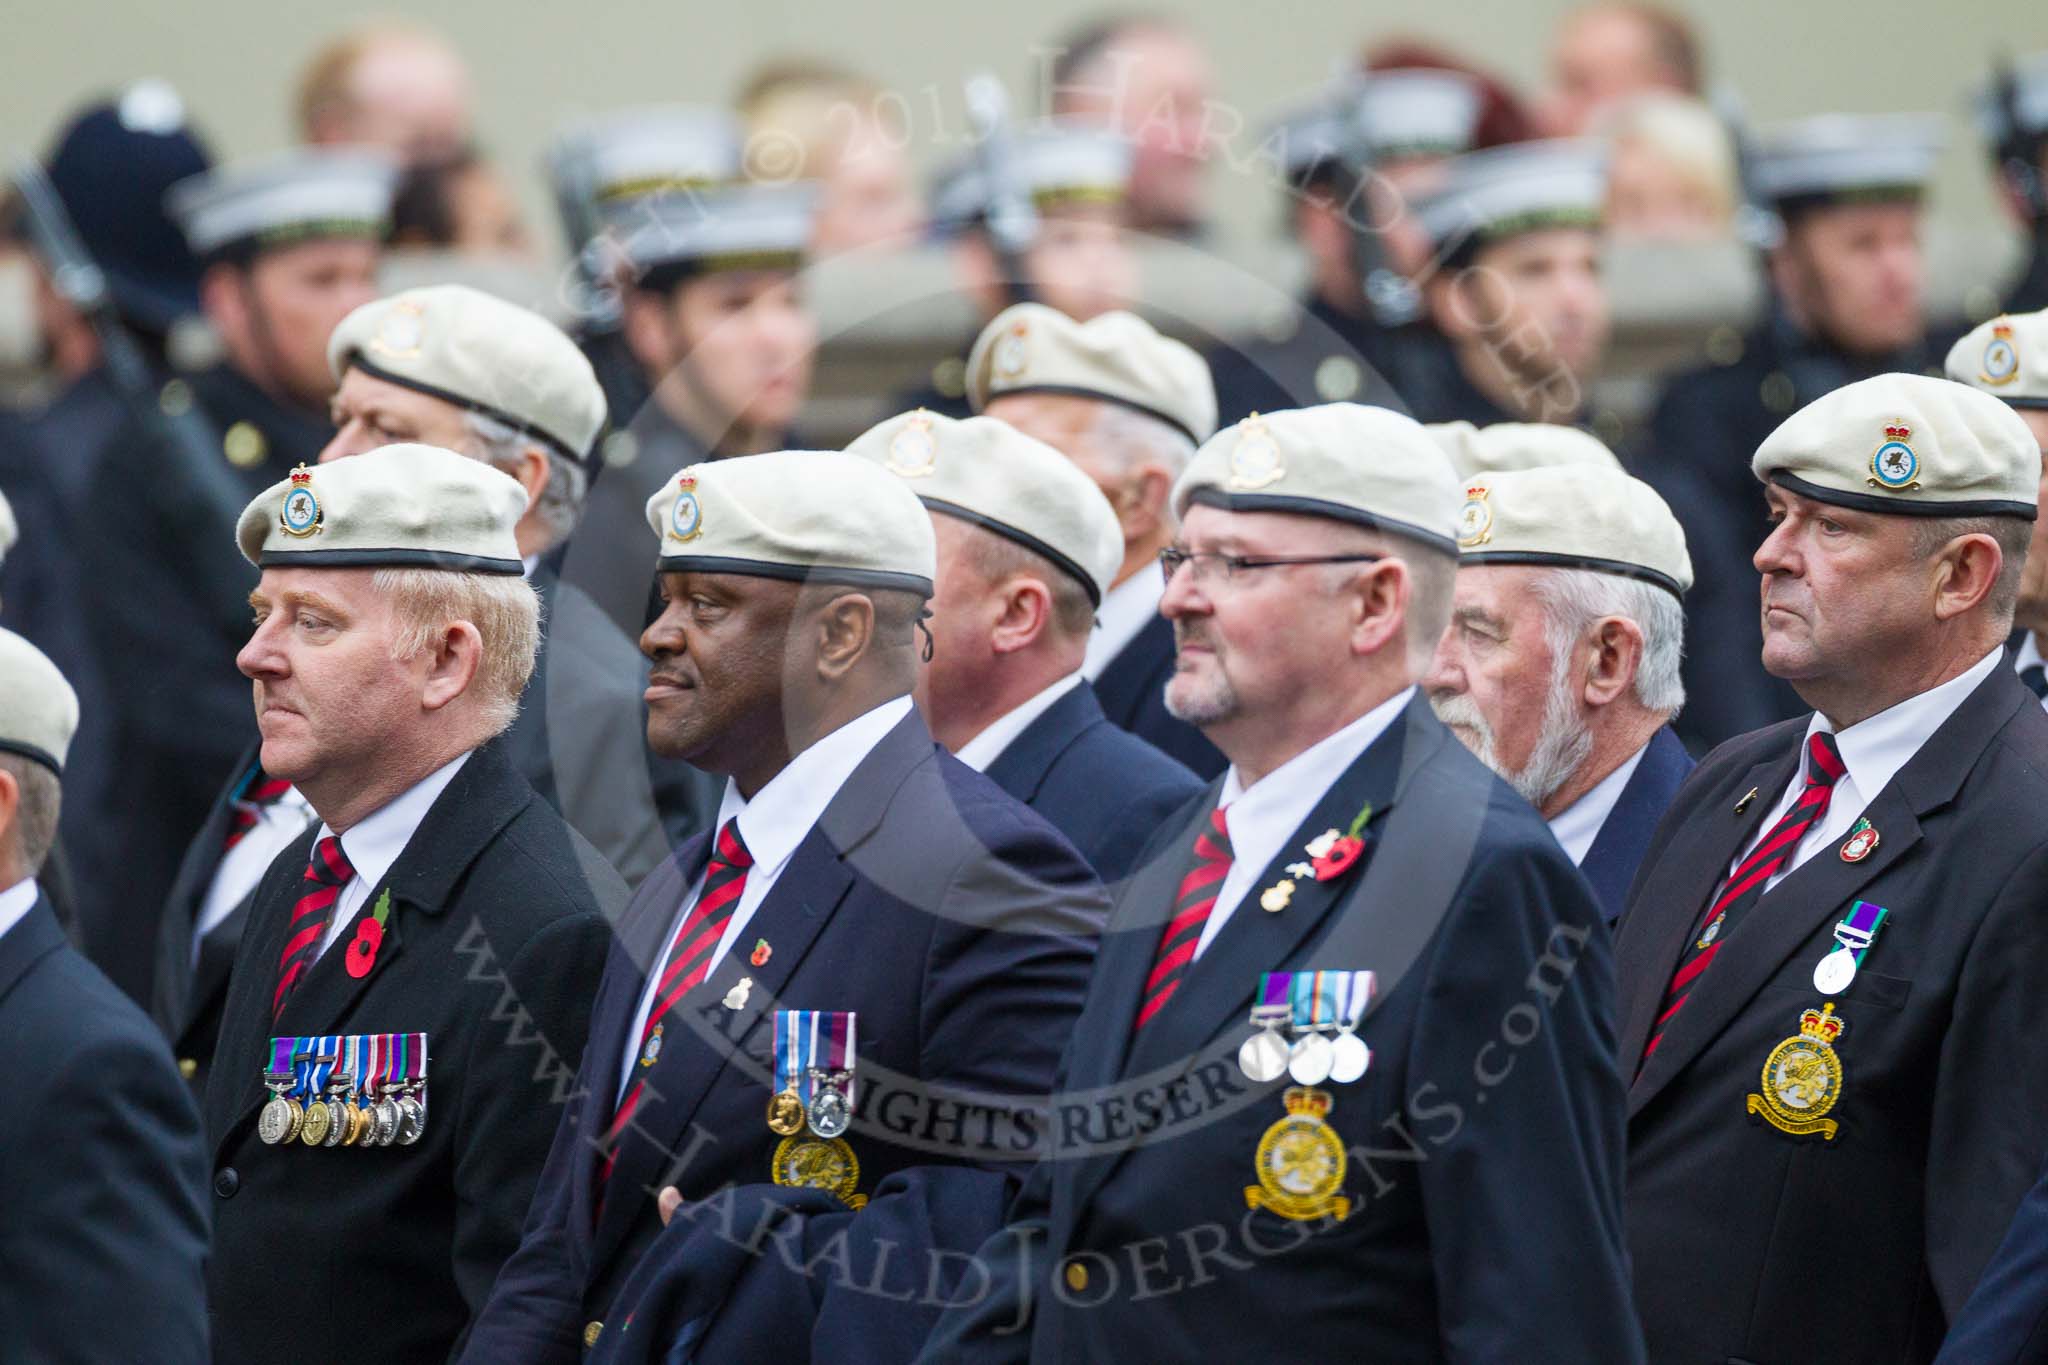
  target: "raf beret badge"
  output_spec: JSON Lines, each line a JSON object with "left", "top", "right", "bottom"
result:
{"left": 884, "top": 410, "right": 939, "bottom": 478}
{"left": 1226, "top": 413, "right": 1285, "bottom": 491}
{"left": 992, "top": 319, "right": 1030, "bottom": 383}
{"left": 1867, "top": 424, "right": 1921, "bottom": 492}
{"left": 1457, "top": 481, "right": 1493, "bottom": 548}
{"left": 668, "top": 471, "right": 704, "bottom": 544}
{"left": 1980, "top": 321, "right": 2020, "bottom": 387}
{"left": 279, "top": 465, "right": 324, "bottom": 539}
{"left": 369, "top": 299, "right": 427, "bottom": 361}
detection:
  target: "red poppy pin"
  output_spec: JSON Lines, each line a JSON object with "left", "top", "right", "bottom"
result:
{"left": 750, "top": 938, "right": 772, "bottom": 968}
{"left": 345, "top": 889, "right": 393, "bottom": 979}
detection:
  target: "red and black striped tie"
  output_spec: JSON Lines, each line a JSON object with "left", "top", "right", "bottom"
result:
{"left": 596, "top": 819, "right": 754, "bottom": 1211}
{"left": 273, "top": 834, "right": 354, "bottom": 1019}
{"left": 1640, "top": 731, "right": 1846, "bottom": 1067}
{"left": 225, "top": 769, "right": 293, "bottom": 851}
{"left": 1134, "top": 806, "right": 1233, "bottom": 1033}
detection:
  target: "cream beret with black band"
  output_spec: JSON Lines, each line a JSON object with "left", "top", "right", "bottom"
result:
{"left": 847, "top": 409, "right": 1123, "bottom": 606}
{"left": 0, "top": 627, "right": 79, "bottom": 774}
{"left": 1427, "top": 420, "right": 1623, "bottom": 478}
{"left": 1173, "top": 404, "right": 1461, "bottom": 554}
{"left": 1457, "top": 464, "right": 1692, "bottom": 596}
{"left": 1945, "top": 311, "right": 2048, "bottom": 411}
{"left": 238, "top": 444, "right": 528, "bottom": 573}
{"left": 966, "top": 302, "right": 1218, "bottom": 446}
{"left": 328, "top": 285, "right": 608, "bottom": 471}
{"left": 644, "top": 450, "right": 936, "bottom": 598}
{"left": 1751, "top": 372, "right": 2039, "bottom": 520}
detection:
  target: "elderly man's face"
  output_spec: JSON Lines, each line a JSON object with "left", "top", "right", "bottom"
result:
{"left": 1754, "top": 484, "right": 1939, "bottom": 684}
{"left": 320, "top": 367, "right": 469, "bottom": 461}
{"left": 640, "top": 571, "right": 799, "bottom": 773}
{"left": 1425, "top": 565, "right": 1593, "bottom": 809}
{"left": 238, "top": 567, "right": 431, "bottom": 785}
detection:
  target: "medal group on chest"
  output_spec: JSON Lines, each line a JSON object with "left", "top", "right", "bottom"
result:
{"left": 257, "top": 1032, "right": 428, "bottom": 1150}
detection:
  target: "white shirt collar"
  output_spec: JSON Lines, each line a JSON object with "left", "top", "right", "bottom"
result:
{"left": 521, "top": 554, "right": 540, "bottom": 579}
{"left": 1198, "top": 686, "right": 1415, "bottom": 957}
{"left": 320, "top": 752, "right": 472, "bottom": 907}
{"left": 1811, "top": 645, "right": 2005, "bottom": 803}
{"left": 953, "top": 672, "right": 1087, "bottom": 772}
{"left": 0, "top": 878, "right": 41, "bottom": 942}
{"left": 1547, "top": 741, "right": 1650, "bottom": 865}
{"left": 713, "top": 696, "right": 915, "bottom": 880}
{"left": 1083, "top": 559, "right": 1164, "bottom": 681}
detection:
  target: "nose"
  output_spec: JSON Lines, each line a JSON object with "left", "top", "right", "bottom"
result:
{"left": 237, "top": 616, "right": 287, "bottom": 681}
{"left": 1753, "top": 514, "right": 1798, "bottom": 578}
{"left": 317, "top": 422, "right": 370, "bottom": 464}
{"left": 639, "top": 593, "right": 687, "bottom": 663}
{"left": 1158, "top": 554, "right": 1207, "bottom": 620}
{"left": 1422, "top": 632, "right": 1463, "bottom": 696}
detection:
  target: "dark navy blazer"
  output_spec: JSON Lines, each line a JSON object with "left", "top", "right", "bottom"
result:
{"left": 462, "top": 708, "right": 1108, "bottom": 1364}
{"left": 1578, "top": 725, "right": 1695, "bottom": 925}
{"left": 984, "top": 682, "right": 1203, "bottom": 885}
{"left": 1090, "top": 614, "right": 1226, "bottom": 780}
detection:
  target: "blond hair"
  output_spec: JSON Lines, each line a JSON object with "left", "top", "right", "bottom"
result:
{"left": 735, "top": 59, "right": 884, "bottom": 181}
{"left": 371, "top": 567, "right": 540, "bottom": 736}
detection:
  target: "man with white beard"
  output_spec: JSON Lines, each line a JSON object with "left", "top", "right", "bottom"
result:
{"left": 1425, "top": 462, "right": 1695, "bottom": 921}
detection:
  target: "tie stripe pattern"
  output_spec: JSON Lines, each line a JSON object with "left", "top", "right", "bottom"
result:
{"left": 226, "top": 770, "right": 293, "bottom": 850}
{"left": 596, "top": 819, "right": 754, "bottom": 1211}
{"left": 1134, "top": 807, "right": 1233, "bottom": 1033}
{"left": 1640, "top": 731, "right": 1846, "bottom": 1067}
{"left": 273, "top": 834, "right": 354, "bottom": 1019}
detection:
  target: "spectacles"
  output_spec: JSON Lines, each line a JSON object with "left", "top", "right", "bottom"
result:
{"left": 1158, "top": 547, "right": 1385, "bottom": 584}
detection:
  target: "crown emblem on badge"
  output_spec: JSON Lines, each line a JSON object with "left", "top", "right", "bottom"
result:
{"left": 290, "top": 467, "right": 312, "bottom": 484}
{"left": 1885, "top": 425, "right": 1910, "bottom": 442}
{"left": 1797, "top": 1004, "right": 1845, "bottom": 1045}
{"left": 1457, "top": 481, "right": 1494, "bottom": 548}
{"left": 1281, "top": 1085, "right": 1333, "bottom": 1119}
{"left": 992, "top": 321, "right": 1030, "bottom": 383}
{"left": 1868, "top": 424, "right": 1921, "bottom": 491}
{"left": 279, "top": 463, "right": 324, "bottom": 538}
{"left": 885, "top": 409, "right": 939, "bottom": 478}
{"left": 1225, "top": 412, "right": 1285, "bottom": 490}
{"left": 668, "top": 469, "right": 704, "bottom": 543}
{"left": 1983, "top": 319, "right": 2022, "bottom": 385}
{"left": 1995, "top": 323, "right": 2014, "bottom": 340}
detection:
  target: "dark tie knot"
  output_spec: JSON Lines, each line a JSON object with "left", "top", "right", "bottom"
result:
{"left": 1804, "top": 731, "right": 1847, "bottom": 789}
{"left": 304, "top": 834, "right": 355, "bottom": 888}
{"left": 713, "top": 819, "right": 755, "bottom": 872}
{"left": 1194, "top": 805, "right": 1233, "bottom": 864}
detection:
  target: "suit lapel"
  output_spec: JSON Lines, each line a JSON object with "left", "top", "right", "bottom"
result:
{"left": 983, "top": 684, "right": 1101, "bottom": 805}
{"left": 1578, "top": 726, "right": 1693, "bottom": 922}
{"left": 156, "top": 746, "right": 262, "bottom": 1032}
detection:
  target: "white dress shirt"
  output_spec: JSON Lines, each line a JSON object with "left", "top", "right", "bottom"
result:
{"left": 0, "top": 877, "right": 41, "bottom": 942}
{"left": 1196, "top": 687, "right": 1415, "bottom": 958}
{"left": 618, "top": 695, "right": 913, "bottom": 1100}
{"left": 1547, "top": 742, "right": 1650, "bottom": 866}
{"left": 952, "top": 672, "right": 1087, "bottom": 772}
{"left": 193, "top": 782, "right": 317, "bottom": 963}
{"left": 1083, "top": 560, "right": 1164, "bottom": 681}
{"left": 1731, "top": 646, "right": 2004, "bottom": 892}
{"left": 312, "top": 752, "right": 471, "bottom": 959}
{"left": 2015, "top": 634, "right": 2047, "bottom": 709}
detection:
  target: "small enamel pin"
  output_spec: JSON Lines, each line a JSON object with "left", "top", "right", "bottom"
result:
{"left": 723, "top": 977, "right": 753, "bottom": 1011}
{"left": 1735, "top": 787, "right": 1759, "bottom": 815}
{"left": 750, "top": 938, "right": 772, "bottom": 968}
{"left": 1839, "top": 817, "right": 1879, "bottom": 863}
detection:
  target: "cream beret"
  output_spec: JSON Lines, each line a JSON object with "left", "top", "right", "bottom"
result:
{"left": 1457, "top": 465, "right": 1692, "bottom": 596}
{"left": 1945, "top": 312, "right": 2048, "bottom": 411}
{"left": 644, "top": 451, "right": 936, "bottom": 597}
{"left": 1427, "top": 421, "right": 1623, "bottom": 478}
{"left": 846, "top": 410, "right": 1123, "bottom": 605}
{"left": 0, "top": 628, "right": 78, "bottom": 774}
{"left": 1173, "top": 404, "right": 1461, "bottom": 554}
{"left": 966, "top": 303, "right": 1218, "bottom": 446}
{"left": 1752, "top": 373, "right": 2039, "bottom": 519}
{"left": 238, "top": 444, "right": 528, "bottom": 572}
{"left": 328, "top": 285, "right": 608, "bottom": 469}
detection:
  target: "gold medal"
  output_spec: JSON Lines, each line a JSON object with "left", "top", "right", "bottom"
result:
{"left": 299, "top": 1096, "right": 332, "bottom": 1147}
{"left": 1746, "top": 1003, "right": 1847, "bottom": 1140}
{"left": 766, "top": 1087, "right": 805, "bottom": 1137}
{"left": 1243, "top": 1086, "right": 1351, "bottom": 1222}
{"left": 771, "top": 1135, "right": 866, "bottom": 1209}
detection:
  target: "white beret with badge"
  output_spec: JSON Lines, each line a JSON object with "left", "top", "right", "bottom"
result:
{"left": 0, "top": 627, "right": 78, "bottom": 774}
{"left": 620, "top": 182, "right": 817, "bottom": 286}
{"left": 1750, "top": 113, "right": 1944, "bottom": 208}
{"left": 1412, "top": 138, "right": 1606, "bottom": 255}
{"left": 166, "top": 148, "right": 398, "bottom": 260}
{"left": 644, "top": 450, "right": 937, "bottom": 597}
{"left": 237, "top": 443, "right": 529, "bottom": 572}
{"left": 1945, "top": 311, "right": 2048, "bottom": 410}
{"left": 1456, "top": 464, "right": 1692, "bottom": 596}
{"left": 328, "top": 285, "right": 609, "bottom": 469}
{"left": 1174, "top": 404, "right": 1461, "bottom": 553}
{"left": 846, "top": 409, "right": 1123, "bottom": 605}
{"left": 1427, "top": 421, "right": 1623, "bottom": 478}
{"left": 966, "top": 302, "right": 1218, "bottom": 446}
{"left": 1752, "top": 373, "right": 2039, "bottom": 519}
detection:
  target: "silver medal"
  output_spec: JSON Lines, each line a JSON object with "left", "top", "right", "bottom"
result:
{"left": 1812, "top": 947, "right": 1858, "bottom": 996}
{"left": 1238, "top": 1028, "right": 1289, "bottom": 1083}
{"left": 1288, "top": 1032, "right": 1334, "bottom": 1086}
{"left": 258, "top": 1095, "right": 295, "bottom": 1145}
{"left": 1328, "top": 1031, "right": 1371, "bottom": 1084}
{"left": 396, "top": 1093, "right": 425, "bottom": 1145}
{"left": 808, "top": 1085, "right": 851, "bottom": 1139}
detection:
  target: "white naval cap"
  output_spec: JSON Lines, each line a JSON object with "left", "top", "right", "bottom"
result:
{"left": 1750, "top": 113, "right": 1945, "bottom": 209}
{"left": 548, "top": 106, "right": 743, "bottom": 214}
{"left": 328, "top": 285, "right": 609, "bottom": 469}
{"left": 1269, "top": 69, "right": 1484, "bottom": 179}
{"left": 1427, "top": 421, "right": 1623, "bottom": 478}
{"left": 1456, "top": 464, "right": 1692, "bottom": 596}
{"left": 237, "top": 444, "right": 529, "bottom": 573}
{"left": 1412, "top": 138, "right": 1607, "bottom": 255}
{"left": 619, "top": 181, "right": 817, "bottom": 287}
{"left": 929, "top": 122, "right": 1133, "bottom": 236}
{"left": 644, "top": 451, "right": 937, "bottom": 598}
{"left": 1752, "top": 373, "right": 2039, "bottom": 520}
{"left": 166, "top": 148, "right": 397, "bottom": 260}
{"left": 0, "top": 628, "right": 77, "bottom": 775}
{"left": 1945, "top": 311, "right": 2048, "bottom": 411}
{"left": 847, "top": 410, "right": 1124, "bottom": 606}
{"left": 966, "top": 302, "right": 1218, "bottom": 446}
{"left": 1174, "top": 404, "right": 1461, "bottom": 554}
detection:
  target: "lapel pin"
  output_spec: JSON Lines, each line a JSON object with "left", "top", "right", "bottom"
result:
{"left": 750, "top": 938, "right": 772, "bottom": 968}
{"left": 1260, "top": 879, "right": 1295, "bottom": 913}
{"left": 1734, "top": 787, "right": 1759, "bottom": 815}
{"left": 1839, "top": 818, "right": 1879, "bottom": 863}
{"left": 723, "top": 977, "right": 753, "bottom": 1011}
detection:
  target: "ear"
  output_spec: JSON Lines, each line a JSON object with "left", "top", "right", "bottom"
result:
{"left": 814, "top": 593, "right": 877, "bottom": 681}
{"left": 619, "top": 289, "right": 675, "bottom": 376}
{"left": 1116, "top": 465, "right": 1174, "bottom": 542}
{"left": 1581, "top": 615, "right": 1646, "bottom": 709}
{"left": 198, "top": 262, "right": 248, "bottom": 335}
{"left": 1347, "top": 560, "right": 1410, "bottom": 659}
{"left": 1930, "top": 532, "right": 2005, "bottom": 621}
{"left": 420, "top": 620, "right": 485, "bottom": 712}
{"left": 989, "top": 575, "right": 1052, "bottom": 656}
{"left": 0, "top": 765, "right": 20, "bottom": 875}
{"left": 514, "top": 445, "right": 552, "bottom": 507}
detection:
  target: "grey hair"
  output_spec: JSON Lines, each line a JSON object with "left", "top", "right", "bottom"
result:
{"left": 1083, "top": 402, "right": 1197, "bottom": 480}
{"left": 0, "top": 754, "right": 60, "bottom": 877}
{"left": 459, "top": 410, "right": 589, "bottom": 550}
{"left": 1530, "top": 567, "right": 1687, "bottom": 716}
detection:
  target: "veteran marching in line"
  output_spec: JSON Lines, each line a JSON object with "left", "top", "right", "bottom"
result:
{"left": 18, "top": 21, "right": 2048, "bottom": 1365}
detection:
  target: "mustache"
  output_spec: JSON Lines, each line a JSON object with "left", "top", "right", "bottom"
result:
{"left": 1428, "top": 691, "right": 1492, "bottom": 743}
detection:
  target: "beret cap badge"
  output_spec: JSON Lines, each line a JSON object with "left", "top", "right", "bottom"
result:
{"left": 368, "top": 299, "right": 427, "bottom": 360}
{"left": 1456, "top": 481, "right": 1494, "bottom": 548}
{"left": 884, "top": 410, "right": 939, "bottom": 479}
{"left": 1225, "top": 413, "right": 1285, "bottom": 491}
{"left": 278, "top": 464, "right": 324, "bottom": 539}
{"left": 1867, "top": 424, "right": 1922, "bottom": 491}
{"left": 992, "top": 320, "right": 1030, "bottom": 382}
{"left": 1981, "top": 322, "right": 2020, "bottom": 387}
{"left": 667, "top": 471, "right": 704, "bottom": 544}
